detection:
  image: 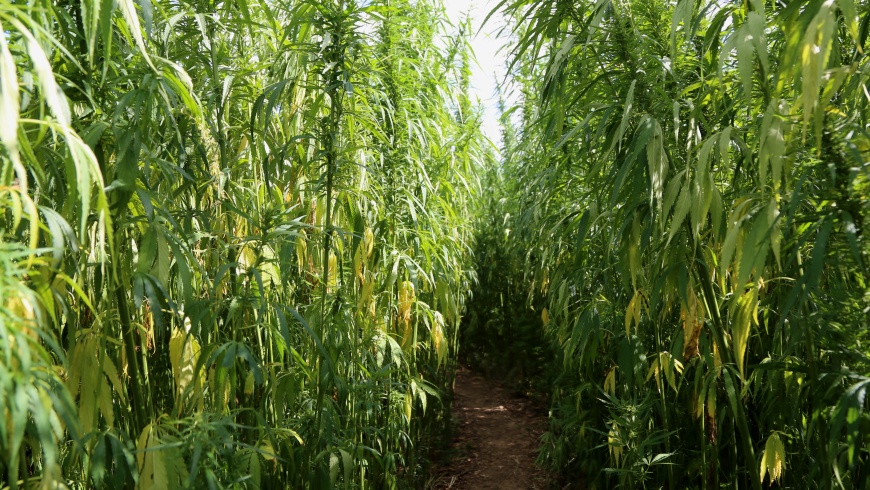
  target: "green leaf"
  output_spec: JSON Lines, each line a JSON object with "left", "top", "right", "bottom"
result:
{"left": 615, "top": 80, "right": 636, "bottom": 153}
{"left": 735, "top": 23, "right": 755, "bottom": 105}
{"left": 805, "top": 216, "right": 834, "bottom": 293}
{"left": 800, "top": 2, "right": 836, "bottom": 140}
{"left": 23, "top": 32, "right": 70, "bottom": 127}
{"left": 118, "top": 0, "right": 156, "bottom": 71}
{"left": 842, "top": 212, "right": 864, "bottom": 269}
{"left": 99, "top": 0, "right": 116, "bottom": 80}
{"left": 737, "top": 209, "right": 769, "bottom": 289}
{"left": 646, "top": 118, "right": 668, "bottom": 213}
{"left": 667, "top": 177, "right": 691, "bottom": 246}
{"left": 747, "top": 12, "right": 769, "bottom": 75}
{"left": 670, "top": 0, "right": 693, "bottom": 59}
{"left": 837, "top": 0, "right": 860, "bottom": 43}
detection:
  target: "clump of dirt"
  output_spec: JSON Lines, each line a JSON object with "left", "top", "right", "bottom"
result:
{"left": 430, "top": 367, "right": 552, "bottom": 489}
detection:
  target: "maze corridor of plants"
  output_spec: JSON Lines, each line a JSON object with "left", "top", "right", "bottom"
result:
{"left": 1, "top": 0, "right": 868, "bottom": 488}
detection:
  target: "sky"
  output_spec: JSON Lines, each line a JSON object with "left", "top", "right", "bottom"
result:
{"left": 440, "top": 0, "right": 514, "bottom": 145}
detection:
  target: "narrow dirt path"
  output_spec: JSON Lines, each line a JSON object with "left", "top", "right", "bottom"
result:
{"left": 431, "top": 367, "right": 551, "bottom": 489}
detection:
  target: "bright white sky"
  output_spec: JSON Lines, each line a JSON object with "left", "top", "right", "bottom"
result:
{"left": 440, "top": 0, "right": 514, "bottom": 146}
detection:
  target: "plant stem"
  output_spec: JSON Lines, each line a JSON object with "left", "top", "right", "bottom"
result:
{"left": 695, "top": 260, "right": 761, "bottom": 490}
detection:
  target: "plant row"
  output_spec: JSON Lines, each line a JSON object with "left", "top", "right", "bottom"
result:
{"left": 0, "top": 0, "right": 485, "bottom": 488}
{"left": 469, "top": 0, "right": 870, "bottom": 487}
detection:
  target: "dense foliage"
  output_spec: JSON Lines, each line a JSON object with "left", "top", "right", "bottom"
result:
{"left": 6, "top": 0, "right": 870, "bottom": 487}
{"left": 0, "top": 0, "right": 485, "bottom": 488}
{"left": 467, "top": 0, "right": 870, "bottom": 487}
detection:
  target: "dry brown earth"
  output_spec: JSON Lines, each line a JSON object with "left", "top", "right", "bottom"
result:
{"left": 431, "top": 367, "right": 551, "bottom": 489}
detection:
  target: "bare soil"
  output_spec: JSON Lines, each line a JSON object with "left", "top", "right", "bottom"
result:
{"left": 430, "top": 367, "right": 551, "bottom": 489}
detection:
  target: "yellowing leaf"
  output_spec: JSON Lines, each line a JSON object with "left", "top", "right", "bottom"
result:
{"left": 431, "top": 312, "right": 448, "bottom": 367}
{"left": 136, "top": 423, "right": 153, "bottom": 473}
{"left": 646, "top": 356, "right": 661, "bottom": 390}
{"left": 67, "top": 333, "right": 124, "bottom": 433}
{"left": 169, "top": 328, "right": 203, "bottom": 412}
{"left": 663, "top": 352, "right": 683, "bottom": 392}
{"left": 760, "top": 432, "right": 786, "bottom": 484}
{"left": 259, "top": 441, "right": 277, "bottom": 462}
{"left": 706, "top": 382, "right": 717, "bottom": 418}
{"left": 713, "top": 340, "right": 722, "bottom": 371}
{"left": 404, "top": 391, "right": 413, "bottom": 424}
{"left": 359, "top": 271, "right": 376, "bottom": 315}
{"left": 681, "top": 287, "right": 704, "bottom": 360}
{"left": 296, "top": 231, "right": 308, "bottom": 270}
{"left": 245, "top": 371, "right": 255, "bottom": 395}
{"left": 648, "top": 352, "right": 683, "bottom": 393}
{"left": 731, "top": 287, "right": 759, "bottom": 377}
{"left": 137, "top": 422, "right": 187, "bottom": 489}
{"left": 608, "top": 423, "right": 623, "bottom": 463}
{"left": 625, "top": 289, "right": 644, "bottom": 336}
{"left": 364, "top": 227, "right": 374, "bottom": 258}
{"left": 604, "top": 366, "right": 617, "bottom": 395}
{"left": 398, "top": 280, "right": 415, "bottom": 326}
{"left": 327, "top": 251, "right": 337, "bottom": 291}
